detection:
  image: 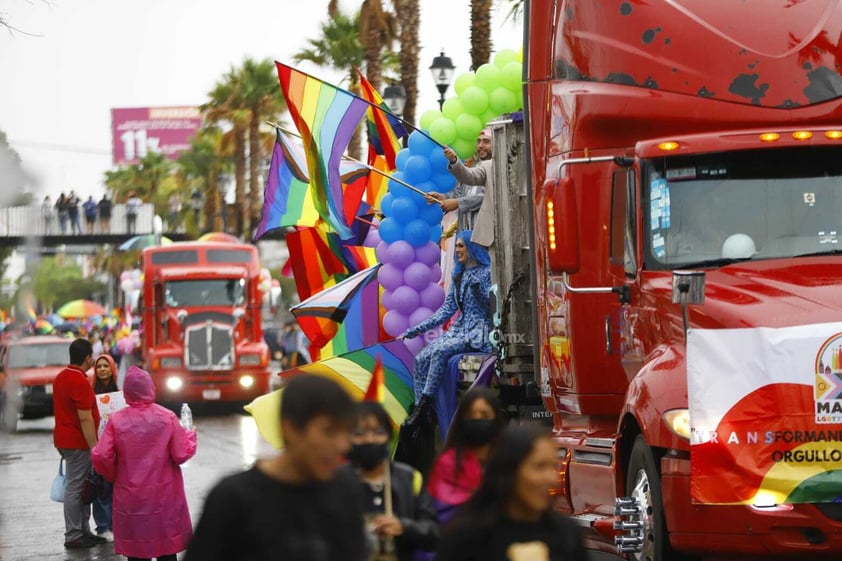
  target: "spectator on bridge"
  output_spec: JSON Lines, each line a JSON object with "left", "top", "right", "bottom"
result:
{"left": 167, "top": 192, "right": 183, "bottom": 233}
{"left": 56, "top": 193, "right": 69, "bottom": 234}
{"left": 83, "top": 196, "right": 98, "bottom": 234}
{"left": 98, "top": 194, "right": 112, "bottom": 233}
{"left": 125, "top": 191, "right": 142, "bottom": 235}
{"left": 42, "top": 195, "right": 55, "bottom": 235}
{"left": 67, "top": 191, "right": 82, "bottom": 235}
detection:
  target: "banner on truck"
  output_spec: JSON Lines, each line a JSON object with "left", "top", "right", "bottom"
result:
{"left": 111, "top": 106, "right": 202, "bottom": 166}
{"left": 688, "top": 322, "right": 842, "bottom": 505}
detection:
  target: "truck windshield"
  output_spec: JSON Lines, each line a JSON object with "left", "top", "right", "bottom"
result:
{"left": 643, "top": 145, "right": 842, "bottom": 269}
{"left": 165, "top": 279, "right": 246, "bottom": 307}
{"left": 8, "top": 342, "right": 68, "bottom": 369}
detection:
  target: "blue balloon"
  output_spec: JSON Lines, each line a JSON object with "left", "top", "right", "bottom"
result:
{"left": 380, "top": 192, "right": 395, "bottom": 216}
{"left": 418, "top": 201, "right": 444, "bottom": 224}
{"left": 432, "top": 172, "right": 457, "bottom": 192}
{"left": 408, "top": 131, "right": 438, "bottom": 157}
{"left": 429, "top": 224, "right": 443, "bottom": 243}
{"left": 416, "top": 180, "right": 438, "bottom": 194}
{"left": 403, "top": 155, "right": 432, "bottom": 185}
{"left": 395, "top": 148, "right": 411, "bottom": 170}
{"left": 390, "top": 196, "right": 419, "bottom": 224}
{"left": 429, "top": 147, "right": 451, "bottom": 172}
{"left": 378, "top": 217, "right": 404, "bottom": 244}
{"left": 387, "top": 171, "right": 407, "bottom": 195}
{"left": 404, "top": 219, "right": 432, "bottom": 248}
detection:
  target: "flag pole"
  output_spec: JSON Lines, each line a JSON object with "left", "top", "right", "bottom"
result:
{"left": 266, "top": 122, "right": 430, "bottom": 198}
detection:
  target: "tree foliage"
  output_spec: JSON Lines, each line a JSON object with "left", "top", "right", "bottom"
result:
{"left": 29, "top": 257, "right": 106, "bottom": 312}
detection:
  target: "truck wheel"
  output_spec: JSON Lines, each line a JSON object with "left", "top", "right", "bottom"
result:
{"left": 626, "top": 435, "right": 669, "bottom": 561}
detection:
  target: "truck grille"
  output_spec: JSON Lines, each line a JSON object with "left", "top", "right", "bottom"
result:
{"left": 185, "top": 323, "right": 234, "bottom": 370}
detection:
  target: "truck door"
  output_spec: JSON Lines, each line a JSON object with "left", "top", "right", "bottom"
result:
{"left": 608, "top": 167, "right": 645, "bottom": 379}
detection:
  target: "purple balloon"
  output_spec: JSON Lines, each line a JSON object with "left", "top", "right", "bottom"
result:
{"left": 387, "top": 240, "right": 416, "bottom": 269}
{"left": 404, "top": 335, "right": 425, "bottom": 355}
{"left": 383, "top": 310, "right": 409, "bottom": 337}
{"left": 378, "top": 263, "right": 404, "bottom": 292}
{"left": 419, "top": 283, "right": 445, "bottom": 310}
{"left": 376, "top": 241, "right": 390, "bottom": 263}
{"left": 381, "top": 289, "right": 395, "bottom": 310}
{"left": 430, "top": 263, "right": 442, "bottom": 283}
{"left": 409, "top": 307, "right": 434, "bottom": 327}
{"left": 404, "top": 262, "right": 432, "bottom": 291}
{"left": 415, "top": 242, "right": 442, "bottom": 267}
{"left": 363, "top": 224, "right": 382, "bottom": 248}
{"left": 392, "top": 285, "right": 420, "bottom": 316}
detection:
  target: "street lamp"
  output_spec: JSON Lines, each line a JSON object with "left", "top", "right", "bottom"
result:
{"left": 429, "top": 50, "right": 455, "bottom": 111}
{"left": 382, "top": 83, "right": 407, "bottom": 117}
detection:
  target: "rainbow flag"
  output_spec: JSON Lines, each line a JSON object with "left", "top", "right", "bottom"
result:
{"left": 357, "top": 71, "right": 407, "bottom": 170}
{"left": 365, "top": 354, "right": 385, "bottom": 403}
{"left": 365, "top": 152, "right": 390, "bottom": 209}
{"left": 315, "top": 277, "right": 385, "bottom": 360}
{"left": 276, "top": 62, "right": 369, "bottom": 240}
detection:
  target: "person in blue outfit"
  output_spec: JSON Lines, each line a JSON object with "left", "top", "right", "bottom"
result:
{"left": 400, "top": 229, "right": 492, "bottom": 432}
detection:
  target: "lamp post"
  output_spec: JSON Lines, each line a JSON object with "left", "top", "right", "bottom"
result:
{"left": 429, "top": 50, "right": 455, "bottom": 111}
{"left": 382, "top": 83, "right": 407, "bottom": 117}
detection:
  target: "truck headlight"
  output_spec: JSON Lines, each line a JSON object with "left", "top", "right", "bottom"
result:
{"left": 166, "top": 377, "right": 184, "bottom": 391}
{"left": 239, "top": 375, "right": 255, "bottom": 388}
{"left": 239, "top": 354, "right": 261, "bottom": 366}
{"left": 160, "top": 357, "right": 182, "bottom": 368}
{"left": 664, "top": 409, "right": 691, "bottom": 440}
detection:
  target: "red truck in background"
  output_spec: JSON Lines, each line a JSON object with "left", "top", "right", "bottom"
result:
{"left": 474, "top": 1, "right": 842, "bottom": 559}
{"left": 139, "top": 241, "right": 271, "bottom": 405}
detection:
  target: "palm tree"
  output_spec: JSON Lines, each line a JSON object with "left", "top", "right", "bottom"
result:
{"left": 177, "top": 126, "right": 233, "bottom": 234}
{"left": 470, "top": 0, "right": 493, "bottom": 70}
{"left": 359, "top": 0, "right": 397, "bottom": 89}
{"left": 238, "top": 57, "right": 288, "bottom": 236}
{"left": 293, "top": 8, "right": 366, "bottom": 160}
{"left": 202, "top": 72, "right": 250, "bottom": 236}
{"left": 394, "top": 0, "right": 420, "bottom": 125}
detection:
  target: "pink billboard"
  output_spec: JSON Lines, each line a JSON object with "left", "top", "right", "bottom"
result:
{"left": 111, "top": 106, "right": 203, "bottom": 166}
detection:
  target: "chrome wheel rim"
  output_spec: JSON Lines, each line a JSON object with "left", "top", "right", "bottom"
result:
{"left": 630, "top": 467, "right": 656, "bottom": 561}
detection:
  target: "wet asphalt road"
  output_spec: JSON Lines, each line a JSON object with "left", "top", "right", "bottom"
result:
{"left": 0, "top": 405, "right": 279, "bottom": 561}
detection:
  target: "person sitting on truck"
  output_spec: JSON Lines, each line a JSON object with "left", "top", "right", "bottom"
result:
{"left": 426, "top": 129, "right": 495, "bottom": 247}
{"left": 399, "top": 230, "right": 493, "bottom": 434}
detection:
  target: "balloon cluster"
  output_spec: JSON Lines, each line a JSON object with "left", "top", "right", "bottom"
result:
{"left": 119, "top": 269, "right": 143, "bottom": 293}
{"left": 375, "top": 131, "right": 453, "bottom": 354}
{"left": 418, "top": 49, "right": 522, "bottom": 160}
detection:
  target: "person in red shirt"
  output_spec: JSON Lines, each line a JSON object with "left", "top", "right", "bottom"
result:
{"left": 53, "top": 338, "right": 104, "bottom": 549}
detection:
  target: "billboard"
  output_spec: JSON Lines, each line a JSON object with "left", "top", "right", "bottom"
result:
{"left": 111, "top": 106, "right": 203, "bottom": 166}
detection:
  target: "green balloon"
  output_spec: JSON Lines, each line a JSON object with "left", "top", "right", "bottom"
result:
{"left": 454, "top": 72, "right": 476, "bottom": 96}
{"left": 429, "top": 117, "right": 457, "bottom": 145}
{"left": 453, "top": 138, "right": 476, "bottom": 161}
{"left": 459, "top": 86, "right": 489, "bottom": 115}
{"left": 501, "top": 61, "right": 522, "bottom": 92}
{"left": 474, "top": 63, "right": 503, "bottom": 92}
{"left": 419, "top": 109, "right": 442, "bottom": 130}
{"left": 442, "top": 97, "right": 465, "bottom": 121}
{"left": 515, "top": 88, "right": 524, "bottom": 110}
{"left": 455, "top": 113, "right": 483, "bottom": 141}
{"left": 482, "top": 110, "right": 499, "bottom": 126}
{"left": 489, "top": 87, "right": 517, "bottom": 115}
{"left": 494, "top": 49, "right": 520, "bottom": 68}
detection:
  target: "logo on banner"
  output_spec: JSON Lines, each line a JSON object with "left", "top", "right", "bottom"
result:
{"left": 815, "top": 333, "right": 842, "bottom": 423}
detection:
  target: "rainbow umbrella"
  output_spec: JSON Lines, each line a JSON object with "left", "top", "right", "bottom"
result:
{"left": 56, "top": 299, "right": 106, "bottom": 319}
{"left": 244, "top": 340, "right": 413, "bottom": 449}
{"left": 198, "top": 232, "right": 240, "bottom": 243}
{"left": 33, "top": 319, "right": 54, "bottom": 334}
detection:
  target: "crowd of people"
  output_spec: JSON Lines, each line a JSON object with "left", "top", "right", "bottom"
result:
{"left": 40, "top": 191, "right": 146, "bottom": 235}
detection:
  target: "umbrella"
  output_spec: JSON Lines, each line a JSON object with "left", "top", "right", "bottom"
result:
{"left": 56, "top": 299, "right": 106, "bottom": 319}
{"left": 46, "top": 313, "right": 65, "bottom": 326}
{"left": 33, "top": 319, "right": 54, "bottom": 334}
{"left": 244, "top": 340, "right": 414, "bottom": 449}
{"left": 118, "top": 234, "right": 174, "bottom": 252}
{"left": 198, "top": 231, "right": 240, "bottom": 243}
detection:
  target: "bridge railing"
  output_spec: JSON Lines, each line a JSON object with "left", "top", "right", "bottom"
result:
{"left": 0, "top": 203, "right": 156, "bottom": 237}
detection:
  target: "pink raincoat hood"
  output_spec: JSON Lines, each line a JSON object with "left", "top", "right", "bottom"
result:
{"left": 124, "top": 365, "right": 156, "bottom": 405}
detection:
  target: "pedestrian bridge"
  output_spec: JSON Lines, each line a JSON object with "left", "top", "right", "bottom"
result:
{"left": 0, "top": 203, "right": 191, "bottom": 248}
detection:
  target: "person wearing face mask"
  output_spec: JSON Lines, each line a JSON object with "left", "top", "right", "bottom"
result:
{"left": 426, "top": 388, "right": 506, "bottom": 527}
{"left": 436, "top": 424, "right": 587, "bottom": 561}
{"left": 342, "top": 401, "right": 439, "bottom": 561}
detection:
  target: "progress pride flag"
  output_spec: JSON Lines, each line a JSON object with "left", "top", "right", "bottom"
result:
{"left": 111, "top": 106, "right": 202, "bottom": 166}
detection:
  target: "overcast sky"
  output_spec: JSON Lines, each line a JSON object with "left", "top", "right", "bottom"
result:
{"left": 0, "top": 0, "right": 523, "bottom": 205}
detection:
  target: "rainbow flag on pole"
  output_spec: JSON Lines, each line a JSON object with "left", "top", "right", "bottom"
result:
{"left": 357, "top": 71, "right": 407, "bottom": 170}
{"left": 276, "top": 62, "right": 369, "bottom": 240}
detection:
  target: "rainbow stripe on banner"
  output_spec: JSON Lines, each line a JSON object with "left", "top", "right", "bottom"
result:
{"left": 358, "top": 70, "right": 407, "bottom": 170}
{"left": 275, "top": 62, "right": 369, "bottom": 240}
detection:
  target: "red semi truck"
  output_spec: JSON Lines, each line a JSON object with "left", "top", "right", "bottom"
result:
{"left": 139, "top": 241, "right": 271, "bottom": 405}
{"left": 476, "top": 1, "right": 842, "bottom": 559}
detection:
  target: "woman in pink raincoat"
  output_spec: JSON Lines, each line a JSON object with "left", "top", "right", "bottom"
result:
{"left": 92, "top": 366, "right": 197, "bottom": 561}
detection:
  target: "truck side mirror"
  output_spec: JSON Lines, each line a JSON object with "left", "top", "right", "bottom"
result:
{"left": 544, "top": 177, "right": 581, "bottom": 274}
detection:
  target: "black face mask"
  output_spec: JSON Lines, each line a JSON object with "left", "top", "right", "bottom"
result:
{"left": 460, "top": 419, "right": 500, "bottom": 446}
{"left": 347, "top": 443, "right": 390, "bottom": 470}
